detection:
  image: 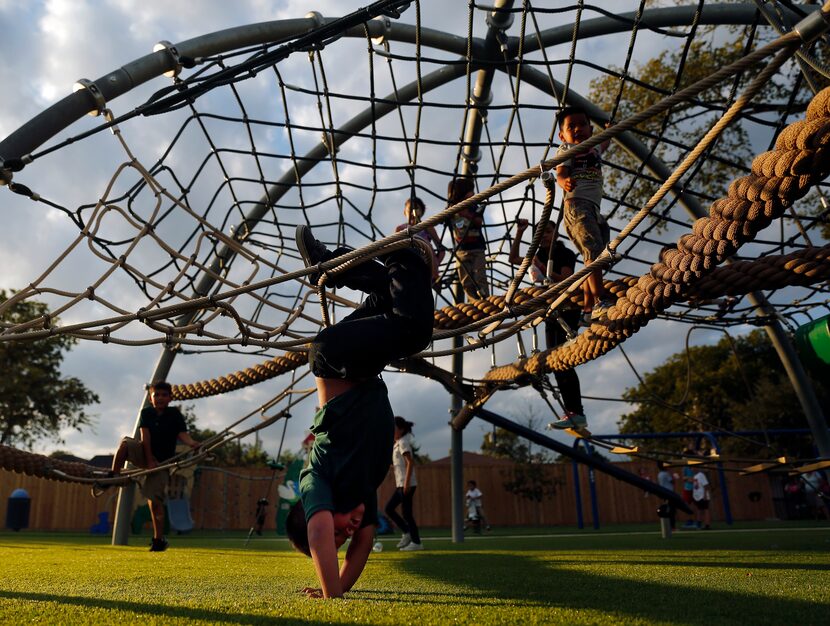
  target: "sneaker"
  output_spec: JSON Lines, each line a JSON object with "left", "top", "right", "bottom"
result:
{"left": 396, "top": 533, "right": 412, "bottom": 549}
{"left": 591, "top": 299, "right": 615, "bottom": 320}
{"left": 682, "top": 520, "right": 696, "bottom": 529}
{"left": 295, "top": 225, "right": 329, "bottom": 269}
{"left": 149, "top": 537, "right": 169, "bottom": 552}
{"left": 400, "top": 542, "right": 423, "bottom": 551}
{"left": 580, "top": 311, "right": 592, "bottom": 327}
{"left": 547, "top": 412, "right": 588, "bottom": 431}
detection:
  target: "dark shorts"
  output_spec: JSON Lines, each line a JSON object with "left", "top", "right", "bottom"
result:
{"left": 563, "top": 198, "right": 610, "bottom": 263}
{"left": 682, "top": 489, "right": 693, "bottom": 505}
{"left": 694, "top": 498, "right": 710, "bottom": 511}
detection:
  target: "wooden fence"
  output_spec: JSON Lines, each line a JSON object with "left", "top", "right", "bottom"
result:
{"left": 1, "top": 459, "right": 776, "bottom": 533}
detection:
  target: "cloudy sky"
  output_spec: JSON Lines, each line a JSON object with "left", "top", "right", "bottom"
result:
{"left": 0, "top": 1, "right": 818, "bottom": 465}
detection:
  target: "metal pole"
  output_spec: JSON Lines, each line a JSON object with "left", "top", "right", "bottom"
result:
{"left": 705, "top": 432, "right": 733, "bottom": 526}
{"left": 450, "top": 283, "right": 465, "bottom": 543}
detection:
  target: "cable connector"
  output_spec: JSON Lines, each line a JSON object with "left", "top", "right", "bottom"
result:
{"left": 794, "top": 6, "right": 830, "bottom": 43}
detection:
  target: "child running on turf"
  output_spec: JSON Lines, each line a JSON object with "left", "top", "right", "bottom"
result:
{"left": 285, "top": 225, "right": 434, "bottom": 599}
{"left": 509, "top": 217, "right": 588, "bottom": 431}
{"left": 555, "top": 106, "right": 614, "bottom": 321}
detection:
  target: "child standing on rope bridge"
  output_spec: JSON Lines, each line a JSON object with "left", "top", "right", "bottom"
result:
{"left": 555, "top": 106, "right": 615, "bottom": 322}
{"left": 447, "top": 176, "right": 489, "bottom": 301}
{"left": 286, "top": 225, "right": 434, "bottom": 599}
{"left": 509, "top": 217, "right": 588, "bottom": 431}
{"left": 395, "top": 196, "right": 445, "bottom": 288}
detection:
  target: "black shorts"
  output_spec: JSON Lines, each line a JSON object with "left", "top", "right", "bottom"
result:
{"left": 694, "top": 498, "right": 710, "bottom": 511}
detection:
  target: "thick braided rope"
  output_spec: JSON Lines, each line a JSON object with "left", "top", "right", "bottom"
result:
{"left": 166, "top": 243, "right": 829, "bottom": 401}
{"left": 171, "top": 351, "right": 307, "bottom": 401}
{"left": 0, "top": 444, "right": 120, "bottom": 483}
{"left": 484, "top": 86, "right": 830, "bottom": 383}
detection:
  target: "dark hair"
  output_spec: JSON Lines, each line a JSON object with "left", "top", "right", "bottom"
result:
{"left": 150, "top": 380, "right": 172, "bottom": 394}
{"left": 467, "top": 479, "right": 477, "bottom": 487}
{"left": 558, "top": 106, "right": 589, "bottom": 129}
{"left": 447, "top": 177, "right": 474, "bottom": 205}
{"left": 394, "top": 416, "right": 414, "bottom": 435}
{"left": 406, "top": 196, "right": 426, "bottom": 215}
{"left": 656, "top": 460, "right": 665, "bottom": 470}
{"left": 286, "top": 500, "right": 310, "bottom": 557}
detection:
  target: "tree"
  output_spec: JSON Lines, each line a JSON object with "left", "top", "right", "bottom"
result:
{"left": 181, "top": 404, "right": 294, "bottom": 468}
{"left": 589, "top": 15, "right": 830, "bottom": 239}
{"left": 618, "top": 329, "right": 829, "bottom": 459}
{"left": 0, "top": 290, "right": 99, "bottom": 448}
{"left": 481, "top": 410, "right": 561, "bottom": 516}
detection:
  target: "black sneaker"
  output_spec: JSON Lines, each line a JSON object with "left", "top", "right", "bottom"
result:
{"left": 295, "top": 225, "right": 328, "bottom": 268}
{"left": 149, "top": 537, "right": 169, "bottom": 552}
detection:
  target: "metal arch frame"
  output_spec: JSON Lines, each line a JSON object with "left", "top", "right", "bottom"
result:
{"left": 0, "top": 3, "right": 822, "bottom": 544}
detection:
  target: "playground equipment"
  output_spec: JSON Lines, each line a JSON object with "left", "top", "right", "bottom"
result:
{"left": 0, "top": 2, "right": 829, "bottom": 543}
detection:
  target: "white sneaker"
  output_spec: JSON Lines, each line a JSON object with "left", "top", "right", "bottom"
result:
{"left": 396, "top": 533, "right": 412, "bottom": 549}
{"left": 400, "top": 542, "right": 423, "bottom": 551}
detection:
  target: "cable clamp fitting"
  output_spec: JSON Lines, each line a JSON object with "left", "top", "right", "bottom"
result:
{"left": 794, "top": 8, "right": 830, "bottom": 43}
{"left": 73, "top": 79, "right": 107, "bottom": 117}
{"left": 153, "top": 41, "right": 183, "bottom": 78}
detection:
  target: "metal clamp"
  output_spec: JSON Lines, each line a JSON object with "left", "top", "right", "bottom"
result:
{"left": 794, "top": 7, "right": 830, "bottom": 43}
{"left": 153, "top": 40, "right": 182, "bottom": 78}
{"left": 72, "top": 78, "right": 107, "bottom": 117}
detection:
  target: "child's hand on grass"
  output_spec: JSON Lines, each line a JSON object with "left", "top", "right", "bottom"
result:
{"left": 302, "top": 587, "right": 324, "bottom": 598}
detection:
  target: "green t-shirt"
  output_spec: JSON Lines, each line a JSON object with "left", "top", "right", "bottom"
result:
{"left": 300, "top": 378, "right": 394, "bottom": 526}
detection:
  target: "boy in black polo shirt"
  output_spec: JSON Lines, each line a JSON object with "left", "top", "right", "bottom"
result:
{"left": 509, "top": 217, "right": 588, "bottom": 432}
{"left": 107, "top": 381, "right": 200, "bottom": 551}
{"left": 286, "top": 226, "right": 434, "bottom": 598}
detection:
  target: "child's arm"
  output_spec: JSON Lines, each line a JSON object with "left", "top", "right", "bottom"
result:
{"left": 306, "top": 511, "right": 344, "bottom": 598}
{"left": 177, "top": 431, "right": 201, "bottom": 450}
{"left": 426, "top": 226, "right": 446, "bottom": 263}
{"left": 339, "top": 524, "right": 375, "bottom": 592}
{"left": 508, "top": 219, "right": 528, "bottom": 265}
{"left": 403, "top": 451, "right": 414, "bottom": 493}
{"left": 556, "top": 164, "right": 575, "bottom": 193}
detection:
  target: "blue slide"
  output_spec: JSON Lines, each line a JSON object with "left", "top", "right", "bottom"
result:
{"left": 166, "top": 498, "right": 194, "bottom": 533}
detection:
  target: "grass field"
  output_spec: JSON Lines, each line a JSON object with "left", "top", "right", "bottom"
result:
{"left": 1, "top": 523, "right": 829, "bottom": 625}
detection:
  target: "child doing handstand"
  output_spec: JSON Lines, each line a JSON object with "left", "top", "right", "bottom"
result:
{"left": 285, "top": 225, "right": 434, "bottom": 598}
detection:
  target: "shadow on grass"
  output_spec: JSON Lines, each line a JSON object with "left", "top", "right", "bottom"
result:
{"left": 0, "top": 590, "right": 343, "bottom": 625}
{"left": 361, "top": 552, "right": 828, "bottom": 625}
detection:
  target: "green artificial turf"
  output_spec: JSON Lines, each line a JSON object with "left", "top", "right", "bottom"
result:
{"left": 1, "top": 525, "right": 829, "bottom": 625}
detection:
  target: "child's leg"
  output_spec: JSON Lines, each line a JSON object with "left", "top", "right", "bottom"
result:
{"left": 384, "top": 488, "right": 410, "bottom": 534}
{"left": 545, "top": 313, "right": 584, "bottom": 415}
{"left": 401, "top": 487, "right": 420, "bottom": 544}
{"left": 308, "top": 248, "right": 433, "bottom": 380}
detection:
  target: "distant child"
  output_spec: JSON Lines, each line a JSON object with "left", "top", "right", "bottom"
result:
{"left": 692, "top": 469, "right": 711, "bottom": 530}
{"left": 656, "top": 460, "right": 678, "bottom": 530}
{"left": 285, "top": 225, "right": 434, "bottom": 598}
{"left": 464, "top": 480, "right": 490, "bottom": 532}
{"left": 385, "top": 416, "right": 423, "bottom": 551}
{"left": 447, "top": 177, "right": 489, "bottom": 300}
{"left": 395, "top": 196, "right": 445, "bottom": 286}
{"left": 555, "top": 107, "right": 614, "bottom": 321}
{"left": 509, "top": 217, "right": 588, "bottom": 432}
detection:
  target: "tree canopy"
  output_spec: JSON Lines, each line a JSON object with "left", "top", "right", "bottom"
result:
{"left": 617, "top": 329, "right": 829, "bottom": 459}
{"left": 0, "top": 290, "right": 99, "bottom": 448}
{"left": 588, "top": 13, "right": 830, "bottom": 239}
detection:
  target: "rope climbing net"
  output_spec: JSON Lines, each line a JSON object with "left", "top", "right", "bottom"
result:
{"left": 1, "top": 1, "right": 830, "bottom": 479}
